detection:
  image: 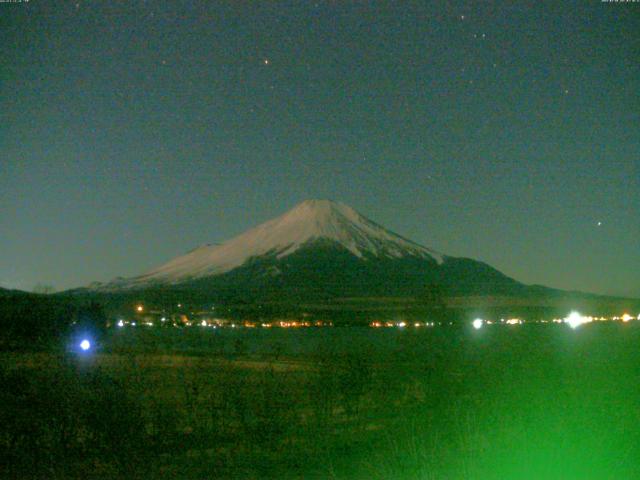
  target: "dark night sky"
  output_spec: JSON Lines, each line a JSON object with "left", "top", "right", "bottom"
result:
{"left": 1, "top": 1, "right": 638, "bottom": 297}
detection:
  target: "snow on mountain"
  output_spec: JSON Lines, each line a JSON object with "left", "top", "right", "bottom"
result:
{"left": 111, "top": 199, "right": 444, "bottom": 288}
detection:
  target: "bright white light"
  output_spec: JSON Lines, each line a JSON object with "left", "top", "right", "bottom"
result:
{"left": 565, "top": 311, "right": 586, "bottom": 329}
{"left": 80, "top": 339, "right": 91, "bottom": 351}
{"left": 622, "top": 313, "right": 632, "bottom": 323}
{"left": 397, "top": 321, "right": 406, "bottom": 328}
{"left": 472, "top": 318, "right": 483, "bottom": 330}
{"left": 117, "top": 320, "right": 124, "bottom": 327}
{"left": 201, "top": 320, "right": 207, "bottom": 327}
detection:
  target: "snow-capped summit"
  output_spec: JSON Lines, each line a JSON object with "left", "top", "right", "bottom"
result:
{"left": 83, "top": 199, "right": 530, "bottom": 299}
{"left": 114, "top": 199, "right": 444, "bottom": 288}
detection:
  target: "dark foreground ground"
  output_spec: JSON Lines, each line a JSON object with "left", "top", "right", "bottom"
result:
{"left": 2, "top": 322, "right": 640, "bottom": 479}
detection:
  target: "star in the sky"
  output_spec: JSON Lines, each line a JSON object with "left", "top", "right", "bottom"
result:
{"left": 264, "top": 59, "right": 270, "bottom": 65}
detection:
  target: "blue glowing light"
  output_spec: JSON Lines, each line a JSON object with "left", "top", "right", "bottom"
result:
{"left": 80, "top": 339, "right": 91, "bottom": 351}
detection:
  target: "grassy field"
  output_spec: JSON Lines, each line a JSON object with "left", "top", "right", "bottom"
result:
{"left": 2, "top": 322, "right": 640, "bottom": 479}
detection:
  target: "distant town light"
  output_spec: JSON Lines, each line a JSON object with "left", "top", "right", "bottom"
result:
{"left": 201, "top": 320, "right": 207, "bottom": 327}
{"left": 136, "top": 305, "right": 143, "bottom": 312}
{"left": 621, "top": 313, "right": 632, "bottom": 323}
{"left": 472, "top": 318, "right": 483, "bottom": 330}
{"left": 397, "top": 321, "right": 406, "bottom": 328}
{"left": 80, "top": 339, "right": 91, "bottom": 351}
{"left": 565, "top": 311, "right": 587, "bottom": 329}
{"left": 117, "top": 320, "right": 124, "bottom": 327}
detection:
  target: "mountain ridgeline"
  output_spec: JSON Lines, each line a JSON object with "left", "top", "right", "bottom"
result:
{"left": 82, "top": 200, "right": 547, "bottom": 304}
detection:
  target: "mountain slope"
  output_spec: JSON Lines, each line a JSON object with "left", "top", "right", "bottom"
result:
{"left": 88, "top": 199, "right": 527, "bottom": 299}
{"left": 108, "top": 199, "right": 445, "bottom": 289}
{"left": 177, "top": 239, "right": 524, "bottom": 301}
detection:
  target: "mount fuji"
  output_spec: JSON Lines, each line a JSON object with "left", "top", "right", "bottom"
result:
{"left": 88, "top": 199, "right": 531, "bottom": 301}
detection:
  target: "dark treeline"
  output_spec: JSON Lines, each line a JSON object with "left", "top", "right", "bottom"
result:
{"left": 0, "top": 291, "right": 107, "bottom": 350}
